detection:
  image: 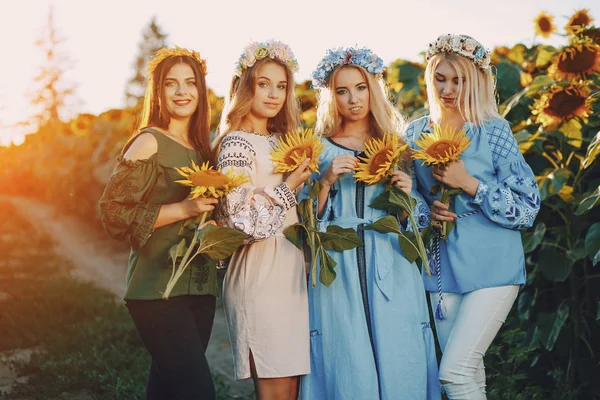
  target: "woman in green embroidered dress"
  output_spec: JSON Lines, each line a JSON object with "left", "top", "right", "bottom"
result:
{"left": 99, "top": 47, "right": 219, "bottom": 400}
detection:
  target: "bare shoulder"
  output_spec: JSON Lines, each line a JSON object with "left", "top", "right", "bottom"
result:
{"left": 123, "top": 132, "right": 158, "bottom": 161}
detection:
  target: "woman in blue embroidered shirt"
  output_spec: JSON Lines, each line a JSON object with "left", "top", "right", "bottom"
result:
{"left": 405, "top": 34, "right": 541, "bottom": 399}
{"left": 301, "top": 47, "right": 440, "bottom": 400}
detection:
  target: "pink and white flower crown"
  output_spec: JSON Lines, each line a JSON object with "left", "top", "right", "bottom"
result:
{"left": 234, "top": 39, "right": 299, "bottom": 77}
{"left": 426, "top": 34, "right": 492, "bottom": 72}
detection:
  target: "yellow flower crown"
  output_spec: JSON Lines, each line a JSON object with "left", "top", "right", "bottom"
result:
{"left": 147, "top": 47, "right": 208, "bottom": 76}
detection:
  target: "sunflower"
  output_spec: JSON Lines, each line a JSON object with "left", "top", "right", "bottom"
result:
{"left": 565, "top": 9, "right": 594, "bottom": 35}
{"left": 270, "top": 128, "right": 324, "bottom": 174}
{"left": 581, "top": 28, "right": 600, "bottom": 45}
{"left": 175, "top": 161, "right": 249, "bottom": 199}
{"left": 354, "top": 132, "right": 408, "bottom": 185}
{"left": 547, "top": 41, "right": 600, "bottom": 81}
{"left": 531, "top": 83, "right": 592, "bottom": 128}
{"left": 412, "top": 124, "right": 471, "bottom": 167}
{"left": 533, "top": 11, "right": 557, "bottom": 39}
{"left": 70, "top": 114, "right": 97, "bottom": 136}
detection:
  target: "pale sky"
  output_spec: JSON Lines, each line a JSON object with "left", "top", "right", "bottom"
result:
{"left": 1, "top": 0, "right": 599, "bottom": 145}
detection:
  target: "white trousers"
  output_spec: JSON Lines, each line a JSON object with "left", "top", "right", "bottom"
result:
{"left": 430, "top": 285, "right": 519, "bottom": 400}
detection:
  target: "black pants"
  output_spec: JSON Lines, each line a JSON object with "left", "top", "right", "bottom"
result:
{"left": 126, "top": 295, "right": 217, "bottom": 400}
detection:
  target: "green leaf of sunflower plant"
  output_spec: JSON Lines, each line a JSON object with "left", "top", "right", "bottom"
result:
{"left": 283, "top": 223, "right": 309, "bottom": 250}
{"left": 195, "top": 224, "right": 249, "bottom": 260}
{"left": 398, "top": 231, "right": 420, "bottom": 263}
{"left": 168, "top": 238, "right": 188, "bottom": 267}
{"left": 366, "top": 185, "right": 431, "bottom": 276}
{"left": 285, "top": 177, "right": 361, "bottom": 288}
{"left": 363, "top": 215, "right": 402, "bottom": 235}
{"left": 319, "top": 225, "right": 363, "bottom": 251}
{"left": 585, "top": 222, "right": 600, "bottom": 266}
{"left": 582, "top": 131, "right": 600, "bottom": 169}
{"left": 522, "top": 222, "right": 546, "bottom": 253}
{"left": 319, "top": 249, "right": 337, "bottom": 287}
{"left": 369, "top": 189, "right": 407, "bottom": 216}
{"left": 575, "top": 185, "right": 600, "bottom": 215}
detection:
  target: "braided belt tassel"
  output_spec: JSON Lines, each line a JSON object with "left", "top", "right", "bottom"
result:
{"left": 431, "top": 209, "right": 481, "bottom": 321}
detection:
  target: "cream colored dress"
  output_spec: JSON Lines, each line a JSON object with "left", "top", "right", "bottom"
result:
{"left": 215, "top": 130, "right": 310, "bottom": 380}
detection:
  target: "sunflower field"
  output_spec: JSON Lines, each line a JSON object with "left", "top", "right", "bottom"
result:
{"left": 0, "top": 8, "right": 599, "bottom": 399}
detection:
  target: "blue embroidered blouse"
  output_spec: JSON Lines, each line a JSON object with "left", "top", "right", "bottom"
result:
{"left": 405, "top": 116, "right": 541, "bottom": 293}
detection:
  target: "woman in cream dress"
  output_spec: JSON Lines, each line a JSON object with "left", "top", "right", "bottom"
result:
{"left": 214, "top": 40, "right": 311, "bottom": 400}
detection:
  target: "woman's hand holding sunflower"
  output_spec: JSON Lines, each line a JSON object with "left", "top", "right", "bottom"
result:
{"left": 388, "top": 170, "right": 412, "bottom": 195}
{"left": 431, "top": 160, "right": 480, "bottom": 196}
{"left": 284, "top": 158, "right": 313, "bottom": 191}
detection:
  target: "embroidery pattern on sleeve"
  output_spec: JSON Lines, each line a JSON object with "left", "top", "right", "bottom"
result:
{"left": 486, "top": 124, "right": 519, "bottom": 163}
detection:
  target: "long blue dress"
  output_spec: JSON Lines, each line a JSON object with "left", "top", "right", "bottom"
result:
{"left": 300, "top": 138, "right": 441, "bottom": 400}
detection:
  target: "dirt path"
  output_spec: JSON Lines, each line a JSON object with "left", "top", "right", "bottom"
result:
{"left": 1, "top": 196, "right": 254, "bottom": 399}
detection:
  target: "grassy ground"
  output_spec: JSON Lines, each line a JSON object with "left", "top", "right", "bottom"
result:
{"left": 0, "top": 200, "right": 241, "bottom": 400}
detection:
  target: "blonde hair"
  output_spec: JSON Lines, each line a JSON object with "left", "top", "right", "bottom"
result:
{"left": 216, "top": 57, "right": 300, "bottom": 143}
{"left": 425, "top": 52, "right": 500, "bottom": 126}
{"left": 315, "top": 65, "right": 405, "bottom": 139}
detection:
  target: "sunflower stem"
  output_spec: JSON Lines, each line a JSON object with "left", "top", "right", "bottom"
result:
{"left": 406, "top": 210, "right": 431, "bottom": 277}
{"left": 163, "top": 211, "right": 208, "bottom": 299}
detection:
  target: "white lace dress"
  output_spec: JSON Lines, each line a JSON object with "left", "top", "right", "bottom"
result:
{"left": 215, "top": 130, "right": 310, "bottom": 380}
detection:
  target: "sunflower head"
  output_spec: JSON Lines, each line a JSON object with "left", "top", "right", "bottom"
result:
{"left": 534, "top": 11, "right": 557, "bottom": 39}
{"left": 412, "top": 124, "right": 471, "bottom": 167}
{"left": 270, "top": 128, "right": 324, "bottom": 174}
{"left": 531, "top": 82, "right": 592, "bottom": 129}
{"left": 354, "top": 132, "right": 408, "bottom": 185}
{"left": 548, "top": 40, "right": 600, "bottom": 81}
{"left": 175, "top": 161, "right": 249, "bottom": 199}
{"left": 565, "top": 9, "right": 594, "bottom": 35}
{"left": 580, "top": 28, "right": 600, "bottom": 45}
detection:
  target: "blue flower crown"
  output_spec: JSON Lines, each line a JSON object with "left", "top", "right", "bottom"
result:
{"left": 426, "top": 34, "right": 492, "bottom": 72}
{"left": 311, "top": 47, "right": 385, "bottom": 89}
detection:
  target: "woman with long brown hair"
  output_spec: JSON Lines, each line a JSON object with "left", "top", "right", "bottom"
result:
{"left": 99, "top": 47, "right": 219, "bottom": 399}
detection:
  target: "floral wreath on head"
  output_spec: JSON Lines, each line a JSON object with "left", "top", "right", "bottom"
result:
{"left": 426, "top": 34, "right": 492, "bottom": 72}
{"left": 311, "top": 47, "right": 385, "bottom": 89}
{"left": 147, "top": 46, "right": 208, "bottom": 76}
{"left": 234, "top": 39, "right": 299, "bottom": 77}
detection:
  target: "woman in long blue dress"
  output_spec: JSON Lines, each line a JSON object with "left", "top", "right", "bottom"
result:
{"left": 300, "top": 47, "right": 440, "bottom": 400}
{"left": 406, "top": 34, "right": 541, "bottom": 399}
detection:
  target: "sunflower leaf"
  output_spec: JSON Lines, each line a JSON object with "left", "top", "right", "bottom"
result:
{"left": 575, "top": 185, "right": 600, "bottom": 215}
{"left": 363, "top": 215, "right": 402, "bottom": 235}
{"left": 284, "top": 223, "right": 308, "bottom": 250}
{"left": 167, "top": 238, "right": 188, "bottom": 266}
{"left": 388, "top": 185, "right": 417, "bottom": 210}
{"left": 369, "top": 190, "right": 406, "bottom": 215}
{"left": 309, "top": 178, "right": 324, "bottom": 199}
{"left": 319, "top": 249, "right": 337, "bottom": 287}
{"left": 297, "top": 198, "right": 312, "bottom": 223}
{"left": 525, "top": 74, "right": 554, "bottom": 96}
{"left": 196, "top": 225, "right": 248, "bottom": 260}
{"left": 582, "top": 131, "right": 600, "bottom": 169}
{"left": 319, "top": 225, "right": 362, "bottom": 251}
{"left": 535, "top": 48, "right": 556, "bottom": 68}
{"left": 398, "top": 232, "right": 420, "bottom": 263}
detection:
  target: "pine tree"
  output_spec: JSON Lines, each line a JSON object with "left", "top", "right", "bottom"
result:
{"left": 30, "top": 6, "right": 76, "bottom": 132}
{"left": 124, "top": 16, "right": 168, "bottom": 108}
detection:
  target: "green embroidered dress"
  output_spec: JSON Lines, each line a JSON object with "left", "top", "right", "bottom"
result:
{"left": 99, "top": 128, "right": 217, "bottom": 300}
